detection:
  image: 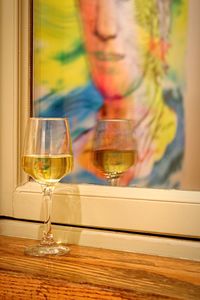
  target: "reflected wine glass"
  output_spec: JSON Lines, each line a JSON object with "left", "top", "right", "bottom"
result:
{"left": 93, "top": 119, "right": 137, "bottom": 186}
{"left": 22, "top": 117, "right": 73, "bottom": 256}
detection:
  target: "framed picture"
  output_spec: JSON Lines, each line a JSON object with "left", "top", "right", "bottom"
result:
{"left": 32, "top": 0, "right": 189, "bottom": 189}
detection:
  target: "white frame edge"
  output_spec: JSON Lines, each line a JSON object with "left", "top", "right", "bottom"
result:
{"left": 1, "top": 219, "right": 200, "bottom": 261}
{"left": 13, "top": 181, "right": 200, "bottom": 237}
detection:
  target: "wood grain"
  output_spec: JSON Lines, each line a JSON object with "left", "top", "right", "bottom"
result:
{"left": 0, "top": 235, "right": 200, "bottom": 299}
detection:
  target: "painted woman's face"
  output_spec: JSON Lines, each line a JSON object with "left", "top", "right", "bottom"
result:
{"left": 79, "top": 0, "right": 143, "bottom": 100}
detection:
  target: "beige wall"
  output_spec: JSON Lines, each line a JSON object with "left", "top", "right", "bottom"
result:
{"left": 181, "top": 0, "right": 200, "bottom": 190}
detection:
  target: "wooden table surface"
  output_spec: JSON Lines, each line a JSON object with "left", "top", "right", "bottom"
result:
{"left": 0, "top": 235, "right": 200, "bottom": 299}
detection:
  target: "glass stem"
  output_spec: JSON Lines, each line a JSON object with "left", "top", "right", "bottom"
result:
{"left": 40, "top": 185, "right": 55, "bottom": 246}
{"left": 108, "top": 177, "right": 119, "bottom": 186}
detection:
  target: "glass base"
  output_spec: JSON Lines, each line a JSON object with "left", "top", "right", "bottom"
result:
{"left": 24, "top": 244, "right": 70, "bottom": 257}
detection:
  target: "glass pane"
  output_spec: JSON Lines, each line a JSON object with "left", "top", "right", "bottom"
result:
{"left": 32, "top": 0, "right": 198, "bottom": 190}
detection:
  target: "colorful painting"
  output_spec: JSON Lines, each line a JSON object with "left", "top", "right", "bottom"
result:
{"left": 33, "top": 0, "right": 188, "bottom": 188}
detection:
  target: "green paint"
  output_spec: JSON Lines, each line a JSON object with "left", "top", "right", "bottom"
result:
{"left": 53, "top": 43, "right": 85, "bottom": 64}
{"left": 172, "top": 0, "right": 183, "bottom": 16}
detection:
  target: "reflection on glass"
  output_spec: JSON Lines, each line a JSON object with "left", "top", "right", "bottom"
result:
{"left": 93, "top": 119, "right": 137, "bottom": 186}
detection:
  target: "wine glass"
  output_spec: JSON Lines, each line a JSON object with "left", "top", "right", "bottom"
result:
{"left": 22, "top": 118, "right": 73, "bottom": 256}
{"left": 93, "top": 119, "right": 137, "bottom": 186}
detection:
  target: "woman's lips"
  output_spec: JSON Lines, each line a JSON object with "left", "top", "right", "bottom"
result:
{"left": 92, "top": 51, "right": 125, "bottom": 61}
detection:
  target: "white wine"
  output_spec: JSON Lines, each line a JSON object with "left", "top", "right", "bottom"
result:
{"left": 22, "top": 154, "right": 73, "bottom": 185}
{"left": 93, "top": 149, "right": 137, "bottom": 177}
